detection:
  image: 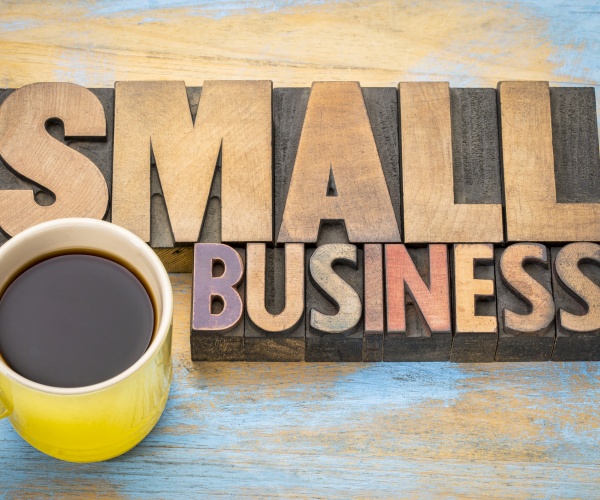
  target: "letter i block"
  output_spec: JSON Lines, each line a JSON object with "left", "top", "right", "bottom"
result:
{"left": 191, "top": 243, "right": 245, "bottom": 361}
{"left": 551, "top": 243, "right": 600, "bottom": 361}
{"left": 450, "top": 244, "right": 498, "bottom": 362}
{"left": 305, "top": 244, "right": 364, "bottom": 361}
{"left": 494, "top": 244, "right": 555, "bottom": 361}
{"left": 244, "top": 243, "right": 305, "bottom": 361}
{"left": 384, "top": 245, "right": 452, "bottom": 361}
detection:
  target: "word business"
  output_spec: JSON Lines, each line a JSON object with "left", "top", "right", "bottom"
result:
{"left": 0, "top": 80, "right": 599, "bottom": 362}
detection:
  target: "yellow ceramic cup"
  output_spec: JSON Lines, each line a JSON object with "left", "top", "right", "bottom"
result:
{"left": 0, "top": 218, "right": 173, "bottom": 462}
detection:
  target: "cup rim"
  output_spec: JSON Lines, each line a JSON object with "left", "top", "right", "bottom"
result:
{"left": 0, "top": 218, "right": 173, "bottom": 396}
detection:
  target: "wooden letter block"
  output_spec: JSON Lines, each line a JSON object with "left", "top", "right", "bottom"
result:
{"left": 551, "top": 243, "right": 600, "bottom": 360}
{"left": 494, "top": 243, "right": 555, "bottom": 361}
{"left": 277, "top": 82, "right": 400, "bottom": 243}
{"left": 191, "top": 243, "right": 245, "bottom": 361}
{"left": 499, "top": 82, "right": 600, "bottom": 241}
{"left": 112, "top": 81, "right": 272, "bottom": 271}
{"left": 451, "top": 244, "right": 497, "bottom": 362}
{"left": 245, "top": 243, "right": 305, "bottom": 361}
{"left": 363, "top": 244, "right": 384, "bottom": 361}
{"left": 306, "top": 244, "right": 363, "bottom": 361}
{"left": 0, "top": 83, "right": 109, "bottom": 238}
{"left": 399, "top": 82, "right": 503, "bottom": 243}
{"left": 384, "top": 244, "right": 451, "bottom": 361}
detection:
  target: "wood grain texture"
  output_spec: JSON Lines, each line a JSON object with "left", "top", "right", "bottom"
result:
{"left": 5, "top": 275, "right": 600, "bottom": 498}
{"left": 191, "top": 244, "right": 245, "bottom": 361}
{"left": 384, "top": 245, "right": 452, "bottom": 361}
{"left": 495, "top": 243, "right": 555, "bottom": 362}
{"left": 499, "top": 81, "right": 600, "bottom": 242}
{"left": 306, "top": 244, "right": 363, "bottom": 361}
{"left": 551, "top": 243, "right": 600, "bottom": 361}
{"left": 363, "top": 244, "right": 384, "bottom": 362}
{"left": 113, "top": 80, "right": 272, "bottom": 244}
{"left": 451, "top": 244, "right": 498, "bottom": 362}
{"left": 0, "top": 83, "right": 109, "bottom": 236}
{"left": 278, "top": 82, "right": 400, "bottom": 243}
{"left": 399, "top": 82, "right": 503, "bottom": 244}
{"left": 245, "top": 243, "right": 305, "bottom": 362}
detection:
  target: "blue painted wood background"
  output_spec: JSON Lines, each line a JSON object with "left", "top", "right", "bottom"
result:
{"left": 1, "top": 1, "right": 600, "bottom": 497}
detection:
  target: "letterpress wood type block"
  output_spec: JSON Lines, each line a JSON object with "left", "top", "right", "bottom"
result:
{"left": 0, "top": 84, "right": 113, "bottom": 245}
{"left": 399, "top": 83, "right": 503, "bottom": 243}
{"left": 191, "top": 243, "right": 245, "bottom": 361}
{"left": 306, "top": 244, "right": 363, "bottom": 361}
{"left": 499, "top": 82, "right": 600, "bottom": 242}
{"left": 113, "top": 81, "right": 272, "bottom": 272}
{"left": 451, "top": 244, "right": 498, "bottom": 362}
{"left": 363, "top": 244, "right": 384, "bottom": 361}
{"left": 494, "top": 244, "right": 555, "bottom": 361}
{"left": 245, "top": 243, "right": 305, "bottom": 361}
{"left": 275, "top": 83, "right": 401, "bottom": 244}
{"left": 384, "top": 245, "right": 452, "bottom": 361}
{"left": 551, "top": 243, "right": 600, "bottom": 361}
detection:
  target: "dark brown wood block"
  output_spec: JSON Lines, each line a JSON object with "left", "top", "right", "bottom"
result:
{"left": 494, "top": 244, "right": 555, "bottom": 361}
{"left": 363, "top": 244, "right": 384, "bottom": 362}
{"left": 450, "top": 244, "right": 498, "bottom": 362}
{"left": 384, "top": 245, "right": 451, "bottom": 361}
{"left": 450, "top": 88, "right": 503, "bottom": 206}
{"left": 0, "top": 87, "right": 113, "bottom": 245}
{"left": 306, "top": 244, "right": 363, "bottom": 361}
{"left": 191, "top": 243, "right": 245, "bottom": 361}
{"left": 244, "top": 243, "right": 305, "bottom": 361}
{"left": 550, "top": 87, "right": 600, "bottom": 204}
{"left": 273, "top": 86, "right": 401, "bottom": 244}
{"left": 551, "top": 243, "right": 600, "bottom": 361}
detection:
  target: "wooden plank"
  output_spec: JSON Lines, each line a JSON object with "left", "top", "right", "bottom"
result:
{"left": 245, "top": 243, "right": 305, "bottom": 361}
{"left": 498, "top": 81, "right": 600, "bottom": 241}
{"left": 112, "top": 80, "right": 272, "bottom": 245}
{"left": 399, "top": 82, "right": 503, "bottom": 243}
{"left": 305, "top": 244, "right": 363, "bottom": 361}
{"left": 551, "top": 243, "right": 600, "bottom": 361}
{"left": 0, "top": 83, "right": 109, "bottom": 237}
{"left": 191, "top": 243, "right": 245, "bottom": 361}
{"left": 451, "top": 243, "right": 498, "bottom": 362}
{"left": 363, "top": 244, "right": 384, "bottom": 361}
{"left": 384, "top": 244, "right": 452, "bottom": 361}
{"left": 494, "top": 243, "right": 555, "bottom": 361}
{"left": 278, "top": 82, "right": 400, "bottom": 243}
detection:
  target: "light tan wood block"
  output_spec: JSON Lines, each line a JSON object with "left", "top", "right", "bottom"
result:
{"left": 499, "top": 81, "right": 600, "bottom": 242}
{"left": 246, "top": 243, "right": 305, "bottom": 334}
{"left": 399, "top": 82, "right": 503, "bottom": 243}
{"left": 451, "top": 243, "right": 497, "bottom": 362}
{"left": 0, "top": 83, "right": 108, "bottom": 236}
{"left": 278, "top": 81, "right": 400, "bottom": 243}
{"left": 112, "top": 80, "right": 272, "bottom": 243}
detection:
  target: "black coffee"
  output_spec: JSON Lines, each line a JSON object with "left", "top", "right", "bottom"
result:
{"left": 0, "top": 254, "right": 154, "bottom": 388}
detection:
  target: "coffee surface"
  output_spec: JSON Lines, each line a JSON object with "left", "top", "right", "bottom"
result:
{"left": 0, "top": 254, "right": 154, "bottom": 388}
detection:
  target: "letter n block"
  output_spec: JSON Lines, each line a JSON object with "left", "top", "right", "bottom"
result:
{"left": 191, "top": 243, "right": 245, "bottom": 361}
{"left": 384, "top": 244, "right": 451, "bottom": 361}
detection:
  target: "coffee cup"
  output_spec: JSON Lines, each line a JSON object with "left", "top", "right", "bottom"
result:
{"left": 0, "top": 218, "right": 173, "bottom": 462}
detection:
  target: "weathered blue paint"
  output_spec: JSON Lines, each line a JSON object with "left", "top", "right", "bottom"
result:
{"left": 89, "top": 0, "right": 342, "bottom": 18}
